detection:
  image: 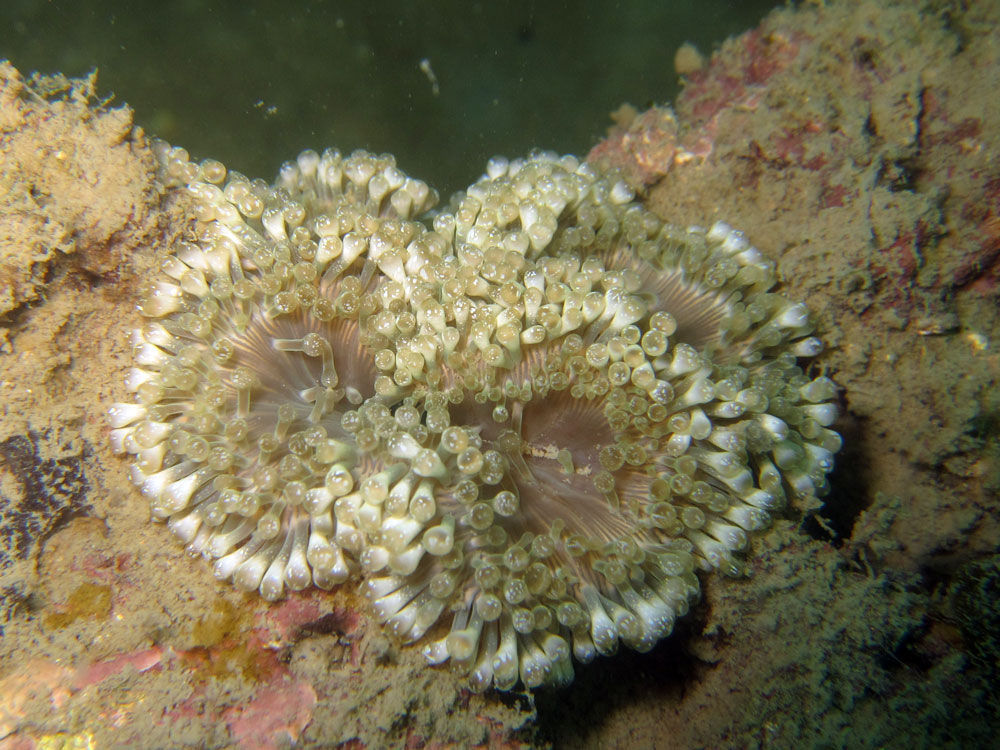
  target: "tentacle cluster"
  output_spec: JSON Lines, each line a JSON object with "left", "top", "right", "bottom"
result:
{"left": 110, "top": 141, "right": 840, "bottom": 690}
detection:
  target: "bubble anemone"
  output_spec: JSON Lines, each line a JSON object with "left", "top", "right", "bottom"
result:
{"left": 109, "top": 144, "right": 440, "bottom": 600}
{"left": 110, "top": 143, "right": 840, "bottom": 690}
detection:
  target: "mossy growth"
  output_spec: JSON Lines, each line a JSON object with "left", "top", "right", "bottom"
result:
{"left": 43, "top": 581, "right": 111, "bottom": 629}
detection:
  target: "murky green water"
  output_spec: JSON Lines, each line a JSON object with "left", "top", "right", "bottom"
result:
{"left": 1, "top": 0, "right": 777, "bottom": 193}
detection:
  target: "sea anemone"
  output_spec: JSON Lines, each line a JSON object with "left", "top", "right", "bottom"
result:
{"left": 109, "top": 142, "right": 840, "bottom": 690}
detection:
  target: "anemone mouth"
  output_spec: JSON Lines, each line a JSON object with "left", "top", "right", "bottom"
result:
{"left": 638, "top": 269, "right": 730, "bottom": 350}
{"left": 447, "top": 385, "right": 637, "bottom": 549}
{"left": 439, "top": 332, "right": 642, "bottom": 545}
{"left": 515, "top": 392, "right": 612, "bottom": 486}
{"left": 600, "top": 240, "right": 747, "bottom": 358}
{"left": 227, "top": 310, "right": 377, "bottom": 409}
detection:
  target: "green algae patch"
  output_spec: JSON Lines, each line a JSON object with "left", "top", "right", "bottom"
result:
{"left": 188, "top": 598, "right": 244, "bottom": 649}
{"left": 43, "top": 581, "right": 112, "bottom": 629}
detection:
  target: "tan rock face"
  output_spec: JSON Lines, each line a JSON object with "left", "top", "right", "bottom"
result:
{"left": 0, "top": 64, "right": 158, "bottom": 324}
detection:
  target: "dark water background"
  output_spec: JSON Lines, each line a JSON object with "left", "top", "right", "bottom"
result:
{"left": 1, "top": 0, "right": 777, "bottom": 194}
